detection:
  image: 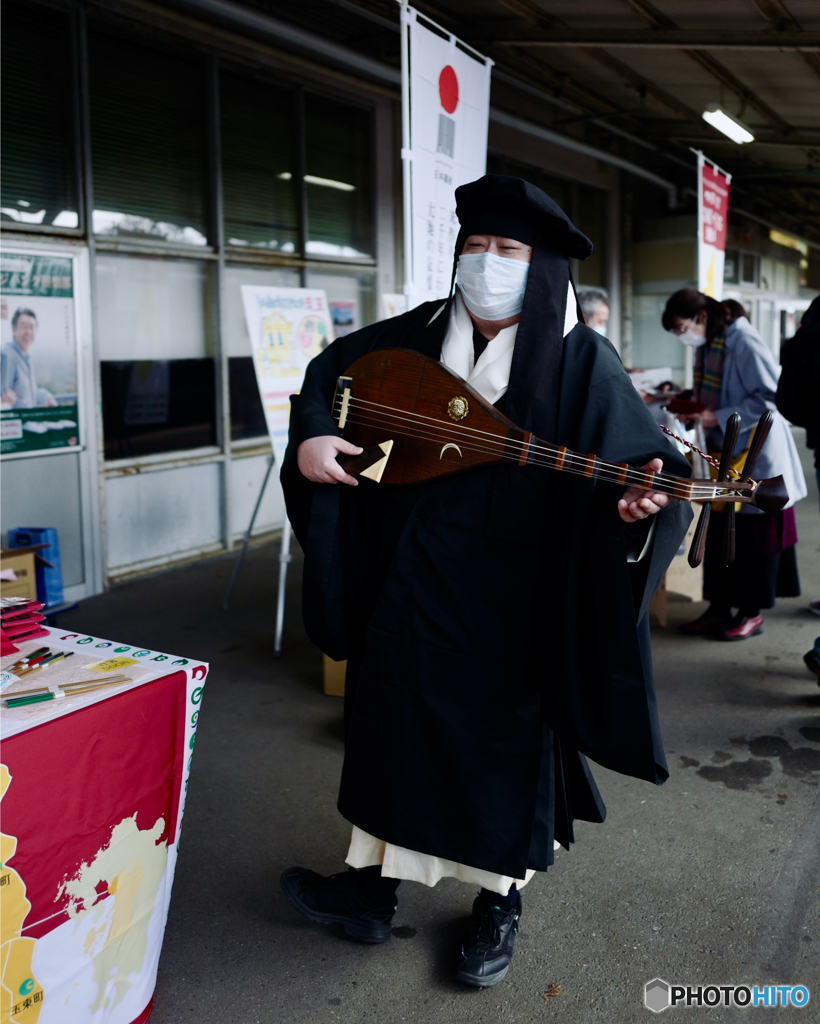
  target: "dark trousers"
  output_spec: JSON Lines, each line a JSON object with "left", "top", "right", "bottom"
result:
{"left": 703, "top": 511, "right": 800, "bottom": 610}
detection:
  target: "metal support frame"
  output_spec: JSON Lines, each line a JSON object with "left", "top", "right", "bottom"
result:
{"left": 399, "top": 4, "right": 414, "bottom": 306}
{"left": 273, "top": 520, "right": 292, "bottom": 658}
{"left": 222, "top": 454, "right": 275, "bottom": 610}
{"left": 221, "top": 455, "right": 292, "bottom": 657}
{"left": 207, "top": 54, "right": 232, "bottom": 553}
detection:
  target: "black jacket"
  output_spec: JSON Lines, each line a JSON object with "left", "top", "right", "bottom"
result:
{"left": 776, "top": 297, "right": 820, "bottom": 455}
{"left": 282, "top": 300, "right": 691, "bottom": 877}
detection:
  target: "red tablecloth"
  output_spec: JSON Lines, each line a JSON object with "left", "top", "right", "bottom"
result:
{"left": 1, "top": 627, "right": 208, "bottom": 1024}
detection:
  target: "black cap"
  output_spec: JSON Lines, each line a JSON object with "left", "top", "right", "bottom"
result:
{"left": 455, "top": 174, "right": 593, "bottom": 259}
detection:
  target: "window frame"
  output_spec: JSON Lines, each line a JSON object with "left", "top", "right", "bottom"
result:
{"left": 0, "top": 0, "right": 85, "bottom": 238}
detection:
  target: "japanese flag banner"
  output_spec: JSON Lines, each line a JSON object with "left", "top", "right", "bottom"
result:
{"left": 401, "top": 6, "right": 493, "bottom": 308}
{"left": 696, "top": 152, "right": 732, "bottom": 300}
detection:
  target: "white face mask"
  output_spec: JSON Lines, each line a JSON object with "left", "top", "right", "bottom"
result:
{"left": 455, "top": 252, "right": 530, "bottom": 321}
{"left": 678, "top": 328, "right": 707, "bottom": 347}
{"left": 592, "top": 323, "right": 608, "bottom": 336}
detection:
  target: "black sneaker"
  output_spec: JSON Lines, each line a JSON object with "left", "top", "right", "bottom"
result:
{"left": 280, "top": 867, "right": 396, "bottom": 943}
{"left": 456, "top": 892, "right": 522, "bottom": 988}
{"left": 804, "top": 646, "right": 820, "bottom": 679}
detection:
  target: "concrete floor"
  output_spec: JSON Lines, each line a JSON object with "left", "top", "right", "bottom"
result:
{"left": 56, "top": 436, "right": 820, "bottom": 1024}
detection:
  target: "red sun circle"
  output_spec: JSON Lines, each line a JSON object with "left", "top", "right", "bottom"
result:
{"left": 438, "top": 65, "right": 459, "bottom": 114}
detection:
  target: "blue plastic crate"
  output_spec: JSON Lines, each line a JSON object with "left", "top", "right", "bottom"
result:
{"left": 7, "top": 527, "right": 64, "bottom": 607}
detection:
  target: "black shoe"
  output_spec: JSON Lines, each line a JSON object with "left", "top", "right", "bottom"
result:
{"left": 804, "top": 646, "right": 820, "bottom": 679}
{"left": 280, "top": 867, "right": 396, "bottom": 943}
{"left": 678, "top": 608, "right": 733, "bottom": 636}
{"left": 456, "top": 893, "right": 522, "bottom": 988}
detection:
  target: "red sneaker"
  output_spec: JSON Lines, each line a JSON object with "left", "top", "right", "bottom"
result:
{"left": 720, "top": 614, "right": 764, "bottom": 641}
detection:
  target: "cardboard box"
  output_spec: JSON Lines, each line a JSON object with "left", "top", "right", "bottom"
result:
{"left": 7, "top": 527, "right": 64, "bottom": 607}
{"left": 1, "top": 545, "right": 55, "bottom": 601}
{"left": 323, "top": 654, "right": 347, "bottom": 697}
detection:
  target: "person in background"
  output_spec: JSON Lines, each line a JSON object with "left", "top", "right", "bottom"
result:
{"left": 722, "top": 298, "right": 750, "bottom": 325}
{"left": 577, "top": 286, "right": 609, "bottom": 335}
{"left": 662, "top": 288, "right": 807, "bottom": 641}
{"left": 1, "top": 307, "right": 57, "bottom": 408}
{"left": 805, "top": 637, "right": 820, "bottom": 683}
{"left": 775, "top": 295, "right": 820, "bottom": 678}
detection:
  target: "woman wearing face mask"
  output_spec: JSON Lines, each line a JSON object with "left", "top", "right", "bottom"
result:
{"left": 662, "top": 288, "right": 806, "bottom": 640}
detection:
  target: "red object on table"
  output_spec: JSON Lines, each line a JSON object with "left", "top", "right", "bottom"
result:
{"left": 665, "top": 397, "right": 707, "bottom": 416}
{"left": 1, "top": 623, "right": 49, "bottom": 644}
{"left": 0, "top": 626, "right": 19, "bottom": 656}
{"left": 3, "top": 613, "right": 46, "bottom": 635}
{"left": 1, "top": 601, "right": 45, "bottom": 621}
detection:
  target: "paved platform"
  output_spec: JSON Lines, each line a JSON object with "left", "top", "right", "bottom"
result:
{"left": 56, "top": 436, "right": 820, "bottom": 1023}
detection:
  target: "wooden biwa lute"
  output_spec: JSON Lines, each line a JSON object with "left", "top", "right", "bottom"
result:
{"left": 331, "top": 349, "right": 788, "bottom": 564}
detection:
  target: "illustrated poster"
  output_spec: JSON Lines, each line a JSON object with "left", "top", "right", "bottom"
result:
{"left": 240, "top": 287, "right": 332, "bottom": 464}
{"left": 0, "top": 253, "right": 80, "bottom": 456}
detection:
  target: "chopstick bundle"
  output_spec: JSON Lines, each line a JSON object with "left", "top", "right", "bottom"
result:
{"left": 14, "top": 651, "right": 75, "bottom": 677}
{"left": 3, "top": 674, "right": 133, "bottom": 707}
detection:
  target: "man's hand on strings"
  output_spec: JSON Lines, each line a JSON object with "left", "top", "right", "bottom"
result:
{"left": 297, "top": 435, "right": 363, "bottom": 486}
{"left": 618, "top": 458, "right": 671, "bottom": 523}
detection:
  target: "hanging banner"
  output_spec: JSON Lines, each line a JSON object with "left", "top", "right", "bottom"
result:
{"left": 696, "top": 151, "right": 732, "bottom": 300}
{"left": 401, "top": 6, "right": 493, "bottom": 308}
{"left": 240, "top": 287, "right": 332, "bottom": 464}
{"left": 0, "top": 252, "right": 80, "bottom": 456}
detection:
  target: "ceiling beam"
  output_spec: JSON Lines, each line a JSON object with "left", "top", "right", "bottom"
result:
{"left": 613, "top": 0, "right": 796, "bottom": 137}
{"left": 489, "top": 29, "right": 820, "bottom": 49}
{"left": 665, "top": 135, "right": 820, "bottom": 147}
{"left": 492, "top": 0, "right": 705, "bottom": 126}
{"left": 751, "top": 0, "right": 820, "bottom": 83}
{"left": 684, "top": 49, "right": 792, "bottom": 132}
{"left": 578, "top": 47, "right": 704, "bottom": 124}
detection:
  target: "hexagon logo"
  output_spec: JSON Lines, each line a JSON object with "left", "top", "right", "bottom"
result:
{"left": 645, "top": 979, "right": 671, "bottom": 1013}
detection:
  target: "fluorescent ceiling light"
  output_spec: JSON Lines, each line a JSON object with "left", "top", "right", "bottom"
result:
{"left": 702, "top": 104, "right": 754, "bottom": 144}
{"left": 304, "top": 175, "right": 355, "bottom": 191}
{"left": 275, "top": 171, "right": 355, "bottom": 191}
{"left": 769, "top": 229, "right": 808, "bottom": 256}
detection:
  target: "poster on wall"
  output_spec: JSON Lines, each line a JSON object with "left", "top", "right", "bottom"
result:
{"left": 696, "top": 151, "right": 732, "bottom": 300}
{"left": 0, "top": 252, "right": 80, "bottom": 456}
{"left": 401, "top": 6, "right": 493, "bottom": 308}
{"left": 240, "top": 287, "right": 332, "bottom": 463}
{"left": 330, "top": 298, "right": 358, "bottom": 339}
{"left": 382, "top": 293, "right": 408, "bottom": 319}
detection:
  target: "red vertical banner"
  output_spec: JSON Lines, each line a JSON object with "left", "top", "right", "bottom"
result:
{"left": 697, "top": 152, "right": 732, "bottom": 299}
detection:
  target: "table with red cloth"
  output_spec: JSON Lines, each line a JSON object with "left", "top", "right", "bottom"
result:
{"left": 1, "top": 626, "right": 208, "bottom": 1024}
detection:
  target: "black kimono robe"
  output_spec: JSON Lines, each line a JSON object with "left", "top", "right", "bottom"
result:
{"left": 282, "top": 298, "right": 692, "bottom": 881}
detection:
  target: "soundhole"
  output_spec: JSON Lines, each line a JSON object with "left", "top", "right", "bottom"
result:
{"left": 447, "top": 396, "right": 469, "bottom": 421}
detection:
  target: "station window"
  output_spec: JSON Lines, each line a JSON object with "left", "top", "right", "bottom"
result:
{"left": 1, "top": 2, "right": 79, "bottom": 230}
{"left": 305, "top": 94, "right": 374, "bottom": 259}
{"left": 96, "top": 255, "right": 217, "bottom": 459}
{"left": 88, "top": 30, "right": 209, "bottom": 245}
{"left": 724, "top": 249, "right": 739, "bottom": 284}
{"left": 576, "top": 184, "right": 607, "bottom": 287}
{"left": 221, "top": 74, "right": 299, "bottom": 252}
{"left": 741, "top": 253, "right": 758, "bottom": 286}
